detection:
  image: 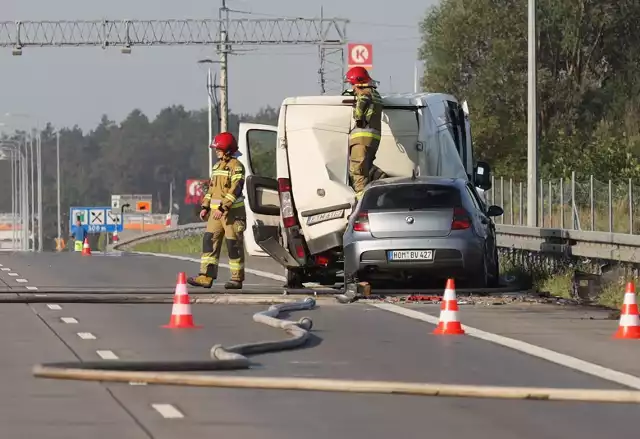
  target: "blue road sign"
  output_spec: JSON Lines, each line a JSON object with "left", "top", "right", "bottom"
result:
{"left": 69, "top": 206, "right": 124, "bottom": 233}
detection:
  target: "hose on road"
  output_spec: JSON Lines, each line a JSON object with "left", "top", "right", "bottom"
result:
{"left": 32, "top": 296, "right": 640, "bottom": 404}
{"left": 33, "top": 297, "right": 317, "bottom": 372}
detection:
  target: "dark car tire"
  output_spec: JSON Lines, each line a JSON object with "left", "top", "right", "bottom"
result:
{"left": 488, "top": 246, "right": 500, "bottom": 287}
{"left": 472, "top": 251, "right": 490, "bottom": 289}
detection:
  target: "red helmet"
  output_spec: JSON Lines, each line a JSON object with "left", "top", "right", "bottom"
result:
{"left": 345, "top": 66, "right": 372, "bottom": 85}
{"left": 210, "top": 132, "right": 238, "bottom": 154}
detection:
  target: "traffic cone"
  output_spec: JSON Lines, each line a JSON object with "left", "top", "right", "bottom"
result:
{"left": 112, "top": 230, "right": 119, "bottom": 243}
{"left": 163, "top": 272, "right": 201, "bottom": 329}
{"left": 433, "top": 278, "right": 465, "bottom": 335}
{"left": 81, "top": 237, "right": 92, "bottom": 256}
{"left": 614, "top": 281, "right": 640, "bottom": 339}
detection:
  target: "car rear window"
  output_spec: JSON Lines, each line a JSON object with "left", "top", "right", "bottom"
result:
{"left": 361, "top": 184, "right": 461, "bottom": 210}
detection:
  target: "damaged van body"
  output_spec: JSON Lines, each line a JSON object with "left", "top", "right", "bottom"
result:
{"left": 235, "top": 92, "right": 493, "bottom": 287}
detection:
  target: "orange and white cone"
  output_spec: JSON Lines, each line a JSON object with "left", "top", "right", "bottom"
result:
{"left": 614, "top": 281, "right": 640, "bottom": 339}
{"left": 433, "top": 278, "right": 465, "bottom": 335}
{"left": 163, "top": 272, "right": 201, "bottom": 329}
{"left": 81, "top": 237, "right": 92, "bottom": 256}
{"left": 112, "top": 229, "right": 119, "bottom": 243}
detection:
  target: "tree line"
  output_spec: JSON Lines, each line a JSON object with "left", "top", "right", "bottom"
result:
{"left": 0, "top": 106, "right": 278, "bottom": 250}
{"left": 419, "top": 0, "right": 640, "bottom": 181}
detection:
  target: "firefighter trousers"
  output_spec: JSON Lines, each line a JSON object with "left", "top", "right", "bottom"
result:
{"left": 349, "top": 139, "right": 380, "bottom": 199}
{"left": 200, "top": 207, "right": 246, "bottom": 282}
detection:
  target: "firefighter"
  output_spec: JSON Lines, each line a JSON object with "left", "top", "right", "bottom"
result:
{"left": 187, "top": 132, "right": 247, "bottom": 290}
{"left": 345, "top": 66, "right": 385, "bottom": 200}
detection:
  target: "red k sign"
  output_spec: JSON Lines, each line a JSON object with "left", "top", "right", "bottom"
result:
{"left": 184, "top": 179, "right": 208, "bottom": 204}
{"left": 347, "top": 43, "right": 373, "bottom": 69}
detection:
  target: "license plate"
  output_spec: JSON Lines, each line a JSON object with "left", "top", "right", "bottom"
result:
{"left": 388, "top": 250, "right": 434, "bottom": 261}
{"left": 306, "top": 209, "right": 345, "bottom": 226}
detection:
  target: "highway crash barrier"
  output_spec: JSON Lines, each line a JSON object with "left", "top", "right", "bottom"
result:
{"left": 31, "top": 297, "right": 640, "bottom": 405}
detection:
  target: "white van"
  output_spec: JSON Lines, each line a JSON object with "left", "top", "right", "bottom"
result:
{"left": 235, "top": 92, "right": 494, "bottom": 287}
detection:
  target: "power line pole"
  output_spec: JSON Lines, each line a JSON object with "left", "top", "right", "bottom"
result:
{"left": 218, "top": 0, "right": 230, "bottom": 133}
{"left": 56, "top": 131, "right": 61, "bottom": 245}
{"left": 527, "top": 0, "right": 538, "bottom": 227}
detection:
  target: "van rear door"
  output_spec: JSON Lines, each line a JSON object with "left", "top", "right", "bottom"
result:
{"left": 236, "top": 123, "right": 279, "bottom": 257}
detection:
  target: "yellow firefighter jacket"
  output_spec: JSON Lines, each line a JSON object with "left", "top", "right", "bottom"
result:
{"left": 202, "top": 156, "right": 246, "bottom": 213}
{"left": 349, "top": 84, "right": 383, "bottom": 146}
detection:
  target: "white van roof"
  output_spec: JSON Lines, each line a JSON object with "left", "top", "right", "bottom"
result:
{"left": 281, "top": 92, "right": 460, "bottom": 108}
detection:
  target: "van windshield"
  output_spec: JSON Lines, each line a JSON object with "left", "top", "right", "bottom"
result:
{"left": 361, "top": 184, "right": 461, "bottom": 211}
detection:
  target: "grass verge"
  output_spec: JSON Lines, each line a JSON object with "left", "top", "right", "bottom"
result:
{"left": 131, "top": 235, "right": 203, "bottom": 255}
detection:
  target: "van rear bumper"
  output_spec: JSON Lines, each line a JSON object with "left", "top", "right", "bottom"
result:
{"left": 252, "top": 224, "right": 301, "bottom": 268}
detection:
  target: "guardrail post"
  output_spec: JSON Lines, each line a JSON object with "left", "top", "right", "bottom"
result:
{"left": 571, "top": 171, "right": 576, "bottom": 230}
{"left": 519, "top": 182, "right": 523, "bottom": 225}
{"left": 509, "top": 178, "right": 514, "bottom": 225}
{"left": 548, "top": 180, "right": 552, "bottom": 227}
{"left": 560, "top": 178, "right": 564, "bottom": 229}
{"left": 500, "top": 177, "right": 504, "bottom": 224}
{"left": 629, "top": 178, "right": 633, "bottom": 234}
{"left": 590, "top": 175, "right": 594, "bottom": 231}
{"left": 608, "top": 179, "right": 613, "bottom": 233}
{"left": 539, "top": 178, "right": 543, "bottom": 227}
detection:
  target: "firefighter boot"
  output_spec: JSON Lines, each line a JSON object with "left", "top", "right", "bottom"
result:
{"left": 187, "top": 274, "right": 214, "bottom": 288}
{"left": 224, "top": 280, "right": 242, "bottom": 290}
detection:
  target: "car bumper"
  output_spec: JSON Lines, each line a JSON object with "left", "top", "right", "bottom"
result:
{"left": 343, "top": 237, "right": 484, "bottom": 279}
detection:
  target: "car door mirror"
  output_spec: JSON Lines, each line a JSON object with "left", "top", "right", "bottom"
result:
{"left": 487, "top": 205, "right": 503, "bottom": 217}
{"left": 474, "top": 161, "right": 492, "bottom": 190}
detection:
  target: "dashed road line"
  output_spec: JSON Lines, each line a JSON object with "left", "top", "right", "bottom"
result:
{"left": 96, "top": 350, "right": 119, "bottom": 360}
{"left": 47, "top": 304, "right": 62, "bottom": 310}
{"left": 373, "top": 303, "right": 640, "bottom": 390}
{"left": 61, "top": 317, "right": 78, "bottom": 324}
{"left": 7, "top": 272, "right": 18, "bottom": 276}
{"left": 1, "top": 267, "right": 10, "bottom": 271}
{"left": 151, "top": 404, "right": 184, "bottom": 419}
{"left": 16, "top": 279, "right": 28, "bottom": 283}
{"left": 77, "top": 332, "right": 97, "bottom": 340}
{"left": 129, "top": 381, "right": 148, "bottom": 386}
{"left": 26, "top": 286, "right": 39, "bottom": 290}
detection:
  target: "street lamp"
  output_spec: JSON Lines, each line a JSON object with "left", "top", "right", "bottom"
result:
{"left": 0, "top": 140, "right": 27, "bottom": 251}
{"left": 197, "top": 58, "right": 222, "bottom": 172}
{"left": 526, "top": 0, "right": 538, "bottom": 227}
{"left": 3, "top": 113, "right": 43, "bottom": 250}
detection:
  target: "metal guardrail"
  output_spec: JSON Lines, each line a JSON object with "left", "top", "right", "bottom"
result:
{"left": 114, "top": 222, "right": 640, "bottom": 265}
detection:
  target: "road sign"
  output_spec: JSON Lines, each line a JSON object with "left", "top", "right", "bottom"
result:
{"left": 106, "top": 210, "right": 121, "bottom": 225}
{"left": 89, "top": 209, "right": 105, "bottom": 225}
{"left": 347, "top": 43, "right": 373, "bottom": 70}
{"left": 111, "top": 194, "right": 153, "bottom": 213}
{"left": 185, "top": 179, "right": 208, "bottom": 204}
{"left": 70, "top": 207, "right": 123, "bottom": 234}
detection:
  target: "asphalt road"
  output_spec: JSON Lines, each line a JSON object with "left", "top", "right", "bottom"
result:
{"left": 0, "top": 250, "right": 638, "bottom": 438}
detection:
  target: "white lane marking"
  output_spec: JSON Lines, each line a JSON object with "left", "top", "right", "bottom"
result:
{"left": 34, "top": 294, "right": 47, "bottom": 297}
{"left": 1, "top": 267, "right": 10, "bottom": 271}
{"left": 47, "top": 304, "right": 62, "bottom": 310}
{"left": 16, "top": 279, "right": 28, "bottom": 283}
{"left": 96, "top": 350, "right": 119, "bottom": 360}
{"left": 26, "top": 286, "right": 39, "bottom": 290}
{"left": 0, "top": 263, "right": 3, "bottom": 266}
{"left": 77, "top": 332, "right": 96, "bottom": 340}
{"left": 129, "top": 381, "right": 148, "bottom": 386}
{"left": 61, "top": 317, "right": 78, "bottom": 324}
{"left": 7, "top": 272, "right": 18, "bottom": 276}
{"left": 151, "top": 404, "right": 184, "bottom": 419}
{"left": 130, "top": 251, "right": 287, "bottom": 282}
{"left": 373, "top": 303, "right": 640, "bottom": 390}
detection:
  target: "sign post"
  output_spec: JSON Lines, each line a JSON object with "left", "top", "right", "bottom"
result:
{"left": 69, "top": 207, "right": 123, "bottom": 234}
{"left": 347, "top": 43, "right": 373, "bottom": 71}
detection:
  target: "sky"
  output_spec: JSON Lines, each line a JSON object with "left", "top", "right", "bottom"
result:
{"left": 0, "top": 0, "right": 435, "bottom": 132}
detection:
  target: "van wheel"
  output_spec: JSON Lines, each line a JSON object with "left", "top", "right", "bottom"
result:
{"left": 285, "top": 268, "right": 305, "bottom": 289}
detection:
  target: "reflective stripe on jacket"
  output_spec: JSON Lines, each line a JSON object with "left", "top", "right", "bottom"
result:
{"left": 202, "top": 157, "right": 246, "bottom": 212}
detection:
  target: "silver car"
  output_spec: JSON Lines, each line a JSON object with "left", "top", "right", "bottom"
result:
{"left": 343, "top": 176, "right": 503, "bottom": 289}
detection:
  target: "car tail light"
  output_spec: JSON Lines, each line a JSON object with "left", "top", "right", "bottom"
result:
{"left": 451, "top": 207, "right": 471, "bottom": 230}
{"left": 353, "top": 212, "right": 370, "bottom": 232}
{"left": 278, "top": 178, "right": 296, "bottom": 228}
{"left": 295, "top": 245, "right": 306, "bottom": 258}
{"left": 315, "top": 254, "right": 330, "bottom": 266}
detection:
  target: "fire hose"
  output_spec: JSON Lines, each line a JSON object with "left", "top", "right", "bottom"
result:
{"left": 32, "top": 297, "right": 640, "bottom": 404}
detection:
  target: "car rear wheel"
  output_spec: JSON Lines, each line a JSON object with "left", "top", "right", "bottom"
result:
{"left": 285, "top": 268, "right": 304, "bottom": 289}
{"left": 473, "top": 249, "right": 490, "bottom": 289}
